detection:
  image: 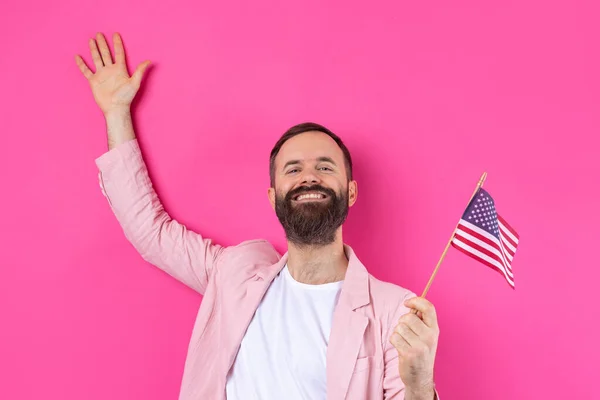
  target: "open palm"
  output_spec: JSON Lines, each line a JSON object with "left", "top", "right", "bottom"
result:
{"left": 75, "top": 32, "right": 151, "bottom": 114}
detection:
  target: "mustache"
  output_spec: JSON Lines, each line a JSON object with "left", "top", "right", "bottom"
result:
{"left": 285, "top": 185, "right": 337, "bottom": 201}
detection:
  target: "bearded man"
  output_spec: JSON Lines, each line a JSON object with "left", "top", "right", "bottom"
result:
{"left": 76, "top": 32, "right": 441, "bottom": 400}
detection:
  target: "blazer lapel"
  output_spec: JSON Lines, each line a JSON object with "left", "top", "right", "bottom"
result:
{"left": 326, "top": 245, "right": 371, "bottom": 400}
{"left": 222, "top": 253, "right": 289, "bottom": 379}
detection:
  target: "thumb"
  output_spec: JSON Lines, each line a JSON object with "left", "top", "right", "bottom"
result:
{"left": 131, "top": 60, "right": 152, "bottom": 88}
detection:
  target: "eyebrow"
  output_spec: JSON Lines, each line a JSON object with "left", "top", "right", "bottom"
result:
{"left": 282, "top": 157, "right": 338, "bottom": 170}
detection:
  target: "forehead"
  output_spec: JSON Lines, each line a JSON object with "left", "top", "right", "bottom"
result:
{"left": 276, "top": 131, "right": 345, "bottom": 166}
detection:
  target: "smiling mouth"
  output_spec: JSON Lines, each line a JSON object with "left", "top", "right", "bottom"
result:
{"left": 293, "top": 192, "right": 329, "bottom": 202}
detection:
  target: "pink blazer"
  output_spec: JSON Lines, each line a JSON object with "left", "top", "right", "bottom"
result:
{"left": 96, "top": 139, "right": 438, "bottom": 400}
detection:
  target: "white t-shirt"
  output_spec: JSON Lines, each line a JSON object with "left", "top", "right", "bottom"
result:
{"left": 225, "top": 264, "right": 343, "bottom": 400}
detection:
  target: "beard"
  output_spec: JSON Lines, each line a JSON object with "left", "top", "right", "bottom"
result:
{"left": 275, "top": 184, "right": 349, "bottom": 247}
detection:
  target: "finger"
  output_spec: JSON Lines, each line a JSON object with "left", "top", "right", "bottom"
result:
{"left": 404, "top": 297, "right": 438, "bottom": 329}
{"left": 74, "top": 55, "right": 93, "bottom": 80}
{"left": 394, "top": 321, "right": 420, "bottom": 347}
{"left": 389, "top": 332, "right": 410, "bottom": 352}
{"left": 95, "top": 32, "right": 113, "bottom": 66}
{"left": 113, "top": 32, "right": 126, "bottom": 65}
{"left": 409, "top": 308, "right": 423, "bottom": 318}
{"left": 131, "top": 60, "right": 152, "bottom": 88}
{"left": 89, "top": 38, "right": 103, "bottom": 70}
{"left": 398, "top": 312, "right": 428, "bottom": 337}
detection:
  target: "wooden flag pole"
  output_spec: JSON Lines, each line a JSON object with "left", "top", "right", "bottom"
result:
{"left": 415, "top": 172, "right": 488, "bottom": 304}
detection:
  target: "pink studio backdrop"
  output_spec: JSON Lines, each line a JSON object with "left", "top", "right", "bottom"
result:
{"left": 1, "top": 0, "right": 598, "bottom": 399}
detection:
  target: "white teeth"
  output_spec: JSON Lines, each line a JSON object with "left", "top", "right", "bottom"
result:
{"left": 297, "top": 193, "right": 325, "bottom": 200}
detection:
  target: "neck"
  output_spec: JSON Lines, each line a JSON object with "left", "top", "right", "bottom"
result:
{"left": 286, "top": 229, "right": 348, "bottom": 285}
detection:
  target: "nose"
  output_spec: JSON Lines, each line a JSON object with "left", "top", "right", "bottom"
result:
{"left": 300, "top": 170, "right": 321, "bottom": 185}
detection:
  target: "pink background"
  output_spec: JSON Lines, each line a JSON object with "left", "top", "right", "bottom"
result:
{"left": 1, "top": 0, "right": 598, "bottom": 398}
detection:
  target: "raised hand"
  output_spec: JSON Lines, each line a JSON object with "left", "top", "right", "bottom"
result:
{"left": 75, "top": 32, "right": 151, "bottom": 115}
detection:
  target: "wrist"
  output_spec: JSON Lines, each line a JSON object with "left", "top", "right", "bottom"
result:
{"left": 405, "top": 382, "right": 436, "bottom": 400}
{"left": 103, "top": 106, "right": 131, "bottom": 120}
{"left": 103, "top": 108, "right": 136, "bottom": 150}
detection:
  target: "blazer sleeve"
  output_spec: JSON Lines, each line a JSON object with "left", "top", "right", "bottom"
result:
{"left": 95, "top": 138, "right": 224, "bottom": 294}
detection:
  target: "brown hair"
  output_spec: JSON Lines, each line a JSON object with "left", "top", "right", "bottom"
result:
{"left": 269, "top": 122, "right": 353, "bottom": 187}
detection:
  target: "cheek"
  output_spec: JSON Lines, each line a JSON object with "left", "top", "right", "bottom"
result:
{"left": 275, "top": 178, "right": 298, "bottom": 196}
{"left": 273, "top": 185, "right": 290, "bottom": 200}
{"left": 328, "top": 179, "right": 347, "bottom": 196}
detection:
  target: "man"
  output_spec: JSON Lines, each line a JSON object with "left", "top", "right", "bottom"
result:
{"left": 75, "top": 32, "right": 441, "bottom": 400}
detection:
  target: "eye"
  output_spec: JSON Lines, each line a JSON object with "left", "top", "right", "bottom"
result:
{"left": 287, "top": 169, "right": 300, "bottom": 174}
{"left": 318, "top": 166, "right": 333, "bottom": 171}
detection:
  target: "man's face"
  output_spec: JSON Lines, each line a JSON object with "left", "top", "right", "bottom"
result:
{"left": 268, "top": 131, "right": 358, "bottom": 246}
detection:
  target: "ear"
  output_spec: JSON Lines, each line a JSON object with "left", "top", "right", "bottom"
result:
{"left": 268, "top": 187, "right": 276, "bottom": 211}
{"left": 348, "top": 180, "right": 358, "bottom": 207}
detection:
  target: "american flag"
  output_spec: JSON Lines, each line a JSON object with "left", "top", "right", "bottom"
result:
{"left": 451, "top": 188, "right": 520, "bottom": 288}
